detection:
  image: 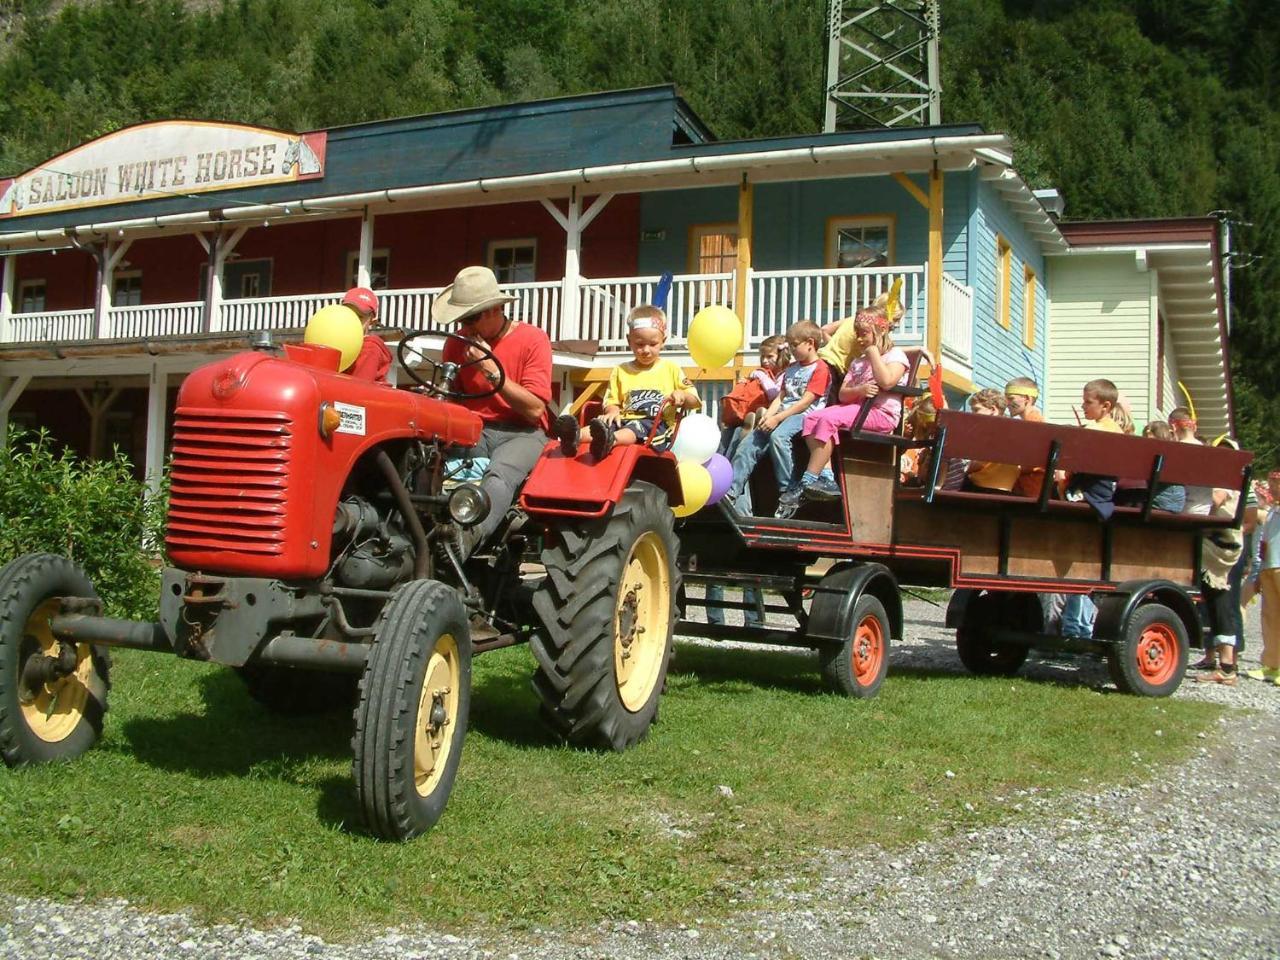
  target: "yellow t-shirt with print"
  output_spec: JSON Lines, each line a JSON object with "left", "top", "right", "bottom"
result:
{"left": 604, "top": 359, "right": 699, "bottom": 430}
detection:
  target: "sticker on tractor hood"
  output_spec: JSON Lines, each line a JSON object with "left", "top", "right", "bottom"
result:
{"left": 333, "top": 402, "right": 366, "bottom": 436}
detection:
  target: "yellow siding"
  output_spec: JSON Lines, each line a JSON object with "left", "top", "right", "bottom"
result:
{"left": 1046, "top": 254, "right": 1154, "bottom": 426}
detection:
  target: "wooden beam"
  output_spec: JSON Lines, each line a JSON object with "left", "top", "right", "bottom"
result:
{"left": 566, "top": 381, "right": 603, "bottom": 417}
{"left": 942, "top": 367, "right": 975, "bottom": 394}
{"left": 893, "top": 172, "right": 930, "bottom": 210}
{"left": 927, "top": 163, "right": 944, "bottom": 361}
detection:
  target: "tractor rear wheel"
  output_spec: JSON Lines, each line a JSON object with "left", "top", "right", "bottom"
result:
{"left": 352, "top": 579, "right": 471, "bottom": 840}
{"left": 0, "top": 553, "right": 111, "bottom": 766}
{"left": 531, "top": 482, "right": 678, "bottom": 751}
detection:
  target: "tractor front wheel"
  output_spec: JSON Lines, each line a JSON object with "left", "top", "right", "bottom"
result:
{"left": 0, "top": 553, "right": 111, "bottom": 766}
{"left": 352, "top": 579, "right": 471, "bottom": 840}
{"left": 532, "top": 482, "right": 678, "bottom": 751}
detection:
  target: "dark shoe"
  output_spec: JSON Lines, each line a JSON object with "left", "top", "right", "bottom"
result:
{"left": 1190, "top": 656, "right": 1218, "bottom": 671}
{"left": 589, "top": 418, "right": 616, "bottom": 460}
{"left": 802, "top": 474, "right": 842, "bottom": 501}
{"left": 553, "top": 413, "right": 580, "bottom": 457}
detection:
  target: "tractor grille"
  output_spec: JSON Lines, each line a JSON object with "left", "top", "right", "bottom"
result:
{"left": 166, "top": 410, "right": 292, "bottom": 555}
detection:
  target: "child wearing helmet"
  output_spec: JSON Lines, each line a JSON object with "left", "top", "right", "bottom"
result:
{"left": 343, "top": 286, "right": 392, "bottom": 382}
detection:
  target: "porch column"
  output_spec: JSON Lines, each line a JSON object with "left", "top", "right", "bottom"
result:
{"left": 735, "top": 176, "right": 754, "bottom": 347}
{"left": 357, "top": 207, "right": 375, "bottom": 288}
{"left": 0, "top": 373, "right": 32, "bottom": 447}
{"left": 927, "top": 162, "right": 943, "bottom": 361}
{"left": 542, "top": 190, "right": 613, "bottom": 344}
{"left": 77, "top": 383, "right": 122, "bottom": 461}
{"left": 0, "top": 254, "right": 14, "bottom": 345}
{"left": 198, "top": 226, "right": 248, "bottom": 333}
{"left": 96, "top": 240, "right": 133, "bottom": 339}
{"left": 144, "top": 361, "right": 168, "bottom": 495}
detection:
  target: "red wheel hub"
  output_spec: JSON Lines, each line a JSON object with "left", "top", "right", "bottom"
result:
{"left": 1136, "top": 623, "right": 1178, "bottom": 685}
{"left": 852, "top": 615, "right": 885, "bottom": 686}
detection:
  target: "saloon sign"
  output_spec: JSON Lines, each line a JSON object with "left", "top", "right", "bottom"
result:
{"left": 0, "top": 120, "right": 327, "bottom": 218}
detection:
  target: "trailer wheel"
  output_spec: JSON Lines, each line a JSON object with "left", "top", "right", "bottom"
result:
{"left": 819, "top": 594, "right": 890, "bottom": 698}
{"left": 352, "top": 580, "right": 470, "bottom": 840}
{"left": 1107, "top": 603, "right": 1187, "bottom": 697}
{"left": 235, "top": 665, "right": 357, "bottom": 715}
{"left": 955, "top": 593, "right": 1028, "bottom": 676}
{"left": 0, "top": 553, "right": 110, "bottom": 766}
{"left": 531, "top": 482, "right": 677, "bottom": 751}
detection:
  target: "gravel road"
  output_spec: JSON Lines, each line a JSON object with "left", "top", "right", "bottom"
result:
{"left": 3, "top": 598, "right": 1277, "bottom": 960}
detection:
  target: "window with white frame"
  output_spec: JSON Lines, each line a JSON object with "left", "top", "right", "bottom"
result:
{"left": 346, "top": 249, "right": 390, "bottom": 290}
{"left": 827, "top": 217, "right": 894, "bottom": 270}
{"left": 487, "top": 239, "right": 537, "bottom": 284}
{"left": 17, "top": 279, "right": 46, "bottom": 313}
{"left": 113, "top": 270, "right": 142, "bottom": 307}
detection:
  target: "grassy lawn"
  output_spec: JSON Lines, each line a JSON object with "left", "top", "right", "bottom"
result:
{"left": 0, "top": 639, "right": 1217, "bottom": 936}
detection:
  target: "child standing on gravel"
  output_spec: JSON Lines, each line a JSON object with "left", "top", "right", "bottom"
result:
{"left": 1245, "top": 469, "right": 1280, "bottom": 685}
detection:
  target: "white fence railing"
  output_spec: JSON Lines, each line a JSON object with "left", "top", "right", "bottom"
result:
{"left": 940, "top": 272, "right": 974, "bottom": 365}
{"left": 748, "top": 266, "right": 925, "bottom": 346}
{"left": 578, "top": 273, "right": 734, "bottom": 348}
{"left": 0, "top": 271, "right": 975, "bottom": 364}
{"left": 7, "top": 308, "right": 95, "bottom": 343}
{"left": 111, "top": 301, "right": 204, "bottom": 339}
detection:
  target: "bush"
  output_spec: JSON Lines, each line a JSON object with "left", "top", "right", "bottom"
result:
{"left": 0, "top": 428, "right": 165, "bottom": 620}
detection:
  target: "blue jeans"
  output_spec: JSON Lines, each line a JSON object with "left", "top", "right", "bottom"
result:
{"left": 1062, "top": 594, "right": 1096, "bottom": 638}
{"left": 706, "top": 584, "right": 764, "bottom": 625}
{"left": 727, "top": 415, "right": 805, "bottom": 511}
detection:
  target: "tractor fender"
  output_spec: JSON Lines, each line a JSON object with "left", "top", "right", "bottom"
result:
{"left": 1092, "top": 579, "right": 1201, "bottom": 644}
{"left": 807, "top": 562, "right": 902, "bottom": 643}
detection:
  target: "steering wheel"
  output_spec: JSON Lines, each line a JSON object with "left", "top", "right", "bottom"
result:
{"left": 397, "top": 329, "right": 507, "bottom": 401}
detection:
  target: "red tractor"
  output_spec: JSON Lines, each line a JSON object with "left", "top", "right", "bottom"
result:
{"left": 0, "top": 333, "right": 684, "bottom": 840}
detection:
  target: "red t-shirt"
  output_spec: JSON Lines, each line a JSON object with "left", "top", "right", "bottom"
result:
{"left": 441, "top": 321, "right": 553, "bottom": 430}
{"left": 349, "top": 335, "right": 392, "bottom": 382}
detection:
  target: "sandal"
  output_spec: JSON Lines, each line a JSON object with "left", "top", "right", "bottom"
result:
{"left": 589, "top": 418, "right": 616, "bottom": 460}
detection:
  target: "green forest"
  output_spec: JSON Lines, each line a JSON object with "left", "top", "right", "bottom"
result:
{"left": 0, "top": 0, "right": 1275, "bottom": 464}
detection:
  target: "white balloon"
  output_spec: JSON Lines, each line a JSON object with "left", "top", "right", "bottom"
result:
{"left": 670, "top": 412, "right": 720, "bottom": 464}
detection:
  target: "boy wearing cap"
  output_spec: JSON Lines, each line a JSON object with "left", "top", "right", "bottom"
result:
{"left": 553, "top": 305, "right": 699, "bottom": 459}
{"left": 435, "top": 266, "right": 554, "bottom": 555}
{"left": 343, "top": 286, "right": 393, "bottom": 383}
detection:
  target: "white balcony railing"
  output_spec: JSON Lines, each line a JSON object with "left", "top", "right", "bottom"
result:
{"left": 940, "top": 272, "right": 974, "bottom": 365}
{"left": 111, "top": 301, "right": 204, "bottom": 339}
{"left": 1, "top": 269, "right": 975, "bottom": 367}
{"left": 578, "top": 273, "right": 734, "bottom": 349}
{"left": 7, "top": 308, "right": 95, "bottom": 343}
{"left": 748, "top": 266, "right": 925, "bottom": 346}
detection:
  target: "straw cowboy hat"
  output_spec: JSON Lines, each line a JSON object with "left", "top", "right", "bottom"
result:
{"left": 430, "top": 266, "right": 517, "bottom": 326}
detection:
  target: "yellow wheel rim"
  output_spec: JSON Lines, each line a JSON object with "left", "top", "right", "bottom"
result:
{"left": 414, "top": 633, "right": 461, "bottom": 798}
{"left": 18, "top": 599, "right": 96, "bottom": 744}
{"left": 613, "top": 531, "right": 670, "bottom": 712}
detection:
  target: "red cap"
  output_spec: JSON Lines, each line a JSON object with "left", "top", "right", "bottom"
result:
{"left": 342, "top": 286, "right": 378, "bottom": 317}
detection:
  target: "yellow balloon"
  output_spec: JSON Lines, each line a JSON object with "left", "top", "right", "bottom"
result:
{"left": 304, "top": 304, "right": 364, "bottom": 371}
{"left": 672, "top": 460, "right": 712, "bottom": 518}
{"left": 688, "top": 305, "right": 743, "bottom": 369}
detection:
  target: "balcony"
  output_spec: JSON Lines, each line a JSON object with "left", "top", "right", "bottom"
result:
{"left": 3, "top": 265, "right": 973, "bottom": 374}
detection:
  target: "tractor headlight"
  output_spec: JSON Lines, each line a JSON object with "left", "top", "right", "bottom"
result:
{"left": 448, "top": 483, "right": 490, "bottom": 528}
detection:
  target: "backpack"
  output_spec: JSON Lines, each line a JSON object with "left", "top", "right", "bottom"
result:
{"left": 719, "top": 376, "right": 768, "bottom": 428}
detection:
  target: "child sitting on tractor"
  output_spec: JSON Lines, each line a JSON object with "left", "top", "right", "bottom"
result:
{"left": 963, "top": 388, "right": 1021, "bottom": 494}
{"left": 554, "top": 304, "right": 700, "bottom": 459}
{"left": 724, "top": 320, "right": 831, "bottom": 518}
{"left": 792, "top": 305, "right": 910, "bottom": 503}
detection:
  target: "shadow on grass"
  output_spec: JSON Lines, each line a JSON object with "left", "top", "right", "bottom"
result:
{"left": 119, "top": 669, "right": 352, "bottom": 779}
{"left": 467, "top": 667, "right": 559, "bottom": 749}
{"left": 669, "top": 642, "right": 826, "bottom": 696}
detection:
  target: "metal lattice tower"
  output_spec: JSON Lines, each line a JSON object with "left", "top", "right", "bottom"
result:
{"left": 824, "top": 0, "right": 941, "bottom": 131}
